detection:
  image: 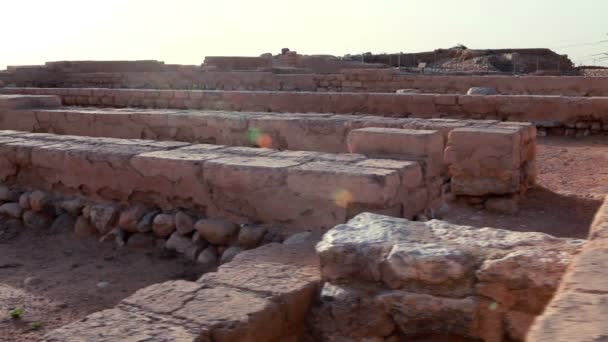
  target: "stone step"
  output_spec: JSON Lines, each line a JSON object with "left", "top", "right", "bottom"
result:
{"left": 0, "top": 130, "right": 427, "bottom": 231}
{"left": 0, "top": 88, "right": 606, "bottom": 133}
{"left": 43, "top": 240, "right": 321, "bottom": 342}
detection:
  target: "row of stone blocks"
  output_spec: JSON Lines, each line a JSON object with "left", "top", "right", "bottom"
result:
{"left": 0, "top": 130, "right": 428, "bottom": 231}
{"left": 40, "top": 212, "right": 585, "bottom": 341}
{"left": 0, "top": 97, "right": 537, "bottom": 207}
{"left": 0, "top": 87, "right": 606, "bottom": 132}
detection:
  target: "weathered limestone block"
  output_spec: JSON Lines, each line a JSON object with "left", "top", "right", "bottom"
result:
{"left": 0, "top": 130, "right": 430, "bottom": 231}
{"left": 446, "top": 127, "right": 522, "bottom": 196}
{"left": 315, "top": 213, "right": 583, "bottom": 341}
{"left": 42, "top": 307, "right": 204, "bottom": 342}
{"left": 347, "top": 128, "right": 444, "bottom": 178}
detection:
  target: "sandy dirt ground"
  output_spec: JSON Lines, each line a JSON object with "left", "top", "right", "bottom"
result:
{"left": 443, "top": 135, "right": 608, "bottom": 239}
{"left": 0, "top": 228, "right": 205, "bottom": 341}
{"left": 0, "top": 135, "right": 606, "bottom": 341}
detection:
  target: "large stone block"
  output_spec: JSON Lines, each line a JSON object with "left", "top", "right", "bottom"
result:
{"left": 315, "top": 213, "right": 583, "bottom": 341}
{"left": 446, "top": 127, "right": 522, "bottom": 195}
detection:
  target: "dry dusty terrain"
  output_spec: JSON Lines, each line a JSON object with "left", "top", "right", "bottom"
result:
{"left": 444, "top": 135, "right": 608, "bottom": 238}
{"left": 0, "top": 229, "right": 205, "bottom": 341}
{"left": 0, "top": 135, "right": 606, "bottom": 341}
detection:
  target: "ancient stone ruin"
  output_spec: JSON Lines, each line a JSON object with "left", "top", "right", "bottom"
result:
{"left": 0, "top": 55, "right": 606, "bottom": 341}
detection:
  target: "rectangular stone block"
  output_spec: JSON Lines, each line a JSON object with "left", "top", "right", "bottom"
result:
{"left": 347, "top": 127, "right": 444, "bottom": 180}
{"left": 445, "top": 127, "right": 522, "bottom": 196}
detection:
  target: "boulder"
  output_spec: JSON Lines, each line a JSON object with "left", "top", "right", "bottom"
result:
{"left": 59, "top": 198, "right": 86, "bottom": 216}
{"left": 0, "top": 185, "right": 20, "bottom": 202}
{"left": 74, "top": 216, "right": 97, "bottom": 238}
{"left": 175, "top": 211, "right": 194, "bottom": 235}
{"left": 137, "top": 210, "right": 159, "bottom": 233}
{"left": 50, "top": 213, "right": 77, "bottom": 234}
{"left": 166, "top": 231, "right": 204, "bottom": 260}
{"left": 220, "top": 246, "right": 243, "bottom": 264}
{"left": 23, "top": 210, "right": 52, "bottom": 229}
{"left": 152, "top": 213, "right": 175, "bottom": 238}
{"left": 0, "top": 202, "right": 23, "bottom": 218}
{"left": 89, "top": 204, "right": 119, "bottom": 235}
{"left": 197, "top": 246, "right": 218, "bottom": 269}
{"left": 18, "top": 193, "right": 31, "bottom": 210}
{"left": 236, "top": 224, "right": 266, "bottom": 248}
{"left": 195, "top": 218, "right": 239, "bottom": 245}
{"left": 118, "top": 205, "right": 148, "bottom": 233}
{"left": 29, "top": 190, "right": 51, "bottom": 212}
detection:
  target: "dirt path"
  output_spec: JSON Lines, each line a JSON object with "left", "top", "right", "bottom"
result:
{"left": 0, "top": 227, "right": 205, "bottom": 342}
{"left": 443, "top": 135, "right": 608, "bottom": 239}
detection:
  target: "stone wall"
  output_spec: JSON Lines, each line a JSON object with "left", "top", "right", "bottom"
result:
{"left": 1, "top": 88, "right": 606, "bottom": 135}
{"left": 4, "top": 63, "right": 608, "bottom": 96}
{"left": 313, "top": 212, "right": 584, "bottom": 341}
{"left": 203, "top": 56, "right": 273, "bottom": 71}
{"left": 0, "top": 130, "right": 428, "bottom": 231}
{"left": 0, "top": 98, "right": 536, "bottom": 209}
{"left": 580, "top": 68, "right": 608, "bottom": 77}
{"left": 528, "top": 195, "right": 608, "bottom": 341}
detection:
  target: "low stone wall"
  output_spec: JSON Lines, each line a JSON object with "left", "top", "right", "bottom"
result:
{"left": 43, "top": 238, "right": 321, "bottom": 341}
{"left": 0, "top": 130, "right": 428, "bottom": 231}
{"left": 203, "top": 56, "right": 273, "bottom": 71}
{"left": 1, "top": 88, "right": 605, "bottom": 134}
{"left": 528, "top": 195, "right": 608, "bottom": 341}
{"left": 0, "top": 181, "right": 291, "bottom": 268}
{"left": 313, "top": 213, "right": 584, "bottom": 341}
{"left": 5, "top": 65, "right": 608, "bottom": 96}
{"left": 323, "top": 71, "right": 608, "bottom": 96}
{"left": 0, "top": 102, "right": 536, "bottom": 210}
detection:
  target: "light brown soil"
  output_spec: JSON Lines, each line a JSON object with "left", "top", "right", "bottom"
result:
{"left": 0, "top": 135, "right": 605, "bottom": 341}
{"left": 0, "top": 227, "right": 205, "bottom": 342}
{"left": 443, "top": 135, "right": 608, "bottom": 238}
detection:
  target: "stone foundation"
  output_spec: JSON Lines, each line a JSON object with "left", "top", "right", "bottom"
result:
{"left": 4, "top": 62, "right": 608, "bottom": 96}
{"left": 0, "top": 95, "right": 537, "bottom": 209}
{"left": 0, "top": 183, "right": 280, "bottom": 266}
{"left": 0, "top": 130, "right": 429, "bottom": 232}
{"left": 313, "top": 213, "right": 584, "bottom": 341}
{"left": 1, "top": 88, "right": 606, "bottom": 134}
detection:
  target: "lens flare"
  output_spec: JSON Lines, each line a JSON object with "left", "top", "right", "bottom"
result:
{"left": 247, "top": 128, "right": 273, "bottom": 148}
{"left": 257, "top": 134, "right": 273, "bottom": 148}
{"left": 334, "top": 189, "right": 354, "bottom": 208}
{"left": 488, "top": 302, "right": 499, "bottom": 311}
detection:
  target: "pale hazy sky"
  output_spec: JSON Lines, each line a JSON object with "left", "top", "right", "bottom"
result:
{"left": 2, "top": 0, "right": 607, "bottom": 70}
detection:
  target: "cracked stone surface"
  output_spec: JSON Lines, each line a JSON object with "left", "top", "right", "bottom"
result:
{"left": 0, "top": 130, "right": 429, "bottom": 231}
{"left": 43, "top": 239, "right": 321, "bottom": 342}
{"left": 314, "top": 212, "right": 584, "bottom": 341}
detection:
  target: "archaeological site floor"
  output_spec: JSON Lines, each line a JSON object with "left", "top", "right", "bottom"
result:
{"left": 0, "top": 66, "right": 606, "bottom": 341}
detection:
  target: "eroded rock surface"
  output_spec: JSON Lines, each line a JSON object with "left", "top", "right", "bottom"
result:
{"left": 313, "top": 213, "right": 584, "bottom": 341}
